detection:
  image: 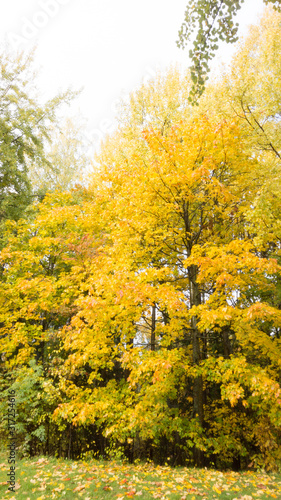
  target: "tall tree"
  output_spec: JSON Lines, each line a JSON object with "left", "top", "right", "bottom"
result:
{"left": 0, "top": 48, "right": 76, "bottom": 227}
{"left": 55, "top": 70, "right": 279, "bottom": 466}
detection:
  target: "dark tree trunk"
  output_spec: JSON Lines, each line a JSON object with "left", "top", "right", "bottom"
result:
{"left": 222, "top": 326, "right": 231, "bottom": 359}
{"left": 151, "top": 304, "right": 156, "bottom": 351}
{"left": 68, "top": 423, "right": 72, "bottom": 459}
{"left": 189, "top": 264, "right": 204, "bottom": 467}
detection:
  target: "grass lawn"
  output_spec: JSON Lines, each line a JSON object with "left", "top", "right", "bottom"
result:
{"left": 0, "top": 451, "right": 281, "bottom": 499}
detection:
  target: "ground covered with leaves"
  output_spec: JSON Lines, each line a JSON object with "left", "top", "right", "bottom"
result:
{"left": 0, "top": 453, "right": 281, "bottom": 500}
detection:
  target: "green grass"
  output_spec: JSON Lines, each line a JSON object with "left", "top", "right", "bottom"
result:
{"left": 0, "top": 451, "right": 281, "bottom": 499}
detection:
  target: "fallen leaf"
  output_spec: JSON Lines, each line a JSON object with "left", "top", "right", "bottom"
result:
{"left": 127, "top": 489, "right": 137, "bottom": 497}
{"left": 73, "top": 484, "right": 85, "bottom": 492}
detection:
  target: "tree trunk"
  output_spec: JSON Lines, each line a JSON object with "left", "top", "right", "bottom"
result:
{"left": 68, "top": 423, "right": 72, "bottom": 459}
{"left": 222, "top": 326, "right": 231, "bottom": 358}
{"left": 189, "top": 264, "right": 204, "bottom": 467}
{"left": 151, "top": 304, "right": 156, "bottom": 351}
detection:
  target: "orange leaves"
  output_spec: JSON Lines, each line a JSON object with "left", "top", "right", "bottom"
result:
{"left": 246, "top": 302, "right": 280, "bottom": 321}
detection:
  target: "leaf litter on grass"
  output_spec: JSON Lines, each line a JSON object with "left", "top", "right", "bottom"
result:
{"left": 0, "top": 453, "right": 281, "bottom": 499}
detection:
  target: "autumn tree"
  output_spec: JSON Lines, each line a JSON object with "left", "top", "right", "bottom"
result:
{"left": 53, "top": 66, "right": 281, "bottom": 467}
{"left": 0, "top": 189, "right": 102, "bottom": 456}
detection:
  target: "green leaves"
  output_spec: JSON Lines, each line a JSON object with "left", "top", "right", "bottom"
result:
{"left": 178, "top": 0, "right": 281, "bottom": 103}
{"left": 0, "top": 48, "right": 78, "bottom": 230}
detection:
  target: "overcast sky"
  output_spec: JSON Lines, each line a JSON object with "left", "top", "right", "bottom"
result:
{"left": 0, "top": 0, "right": 266, "bottom": 149}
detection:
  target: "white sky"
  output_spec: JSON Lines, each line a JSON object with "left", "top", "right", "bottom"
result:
{"left": 0, "top": 0, "right": 266, "bottom": 150}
